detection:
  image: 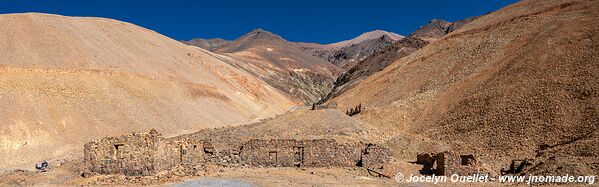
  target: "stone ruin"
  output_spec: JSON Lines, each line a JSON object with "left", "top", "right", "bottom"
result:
{"left": 83, "top": 129, "right": 205, "bottom": 176}
{"left": 415, "top": 151, "right": 488, "bottom": 176}
{"left": 83, "top": 130, "right": 391, "bottom": 176}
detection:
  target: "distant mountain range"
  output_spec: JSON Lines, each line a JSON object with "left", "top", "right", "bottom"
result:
{"left": 211, "top": 29, "right": 342, "bottom": 105}
{"left": 322, "top": 30, "right": 404, "bottom": 49}
{"left": 183, "top": 16, "right": 473, "bottom": 74}
{"left": 295, "top": 30, "right": 403, "bottom": 69}
{"left": 180, "top": 18, "right": 474, "bottom": 105}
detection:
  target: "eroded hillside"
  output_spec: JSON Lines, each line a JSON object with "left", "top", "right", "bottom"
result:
{"left": 328, "top": 0, "right": 599, "bottom": 174}
{"left": 0, "top": 13, "right": 295, "bottom": 168}
{"left": 215, "top": 29, "right": 342, "bottom": 105}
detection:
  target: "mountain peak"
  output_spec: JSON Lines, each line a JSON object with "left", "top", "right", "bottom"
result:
{"left": 242, "top": 28, "right": 283, "bottom": 41}
{"left": 249, "top": 28, "right": 268, "bottom": 34}
{"left": 429, "top": 18, "right": 449, "bottom": 24}
{"left": 409, "top": 17, "right": 475, "bottom": 41}
{"left": 363, "top": 30, "right": 393, "bottom": 35}
{"left": 181, "top": 38, "right": 230, "bottom": 51}
{"left": 325, "top": 30, "right": 403, "bottom": 49}
{"left": 215, "top": 28, "right": 288, "bottom": 53}
{"left": 357, "top": 30, "right": 404, "bottom": 41}
{"left": 364, "top": 29, "right": 387, "bottom": 34}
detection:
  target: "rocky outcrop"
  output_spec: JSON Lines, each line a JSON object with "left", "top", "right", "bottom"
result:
{"left": 318, "top": 37, "right": 428, "bottom": 104}
{"left": 409, "top": 17, "right": 479, "bottom": 41}
{"left": 296, "top": 42, "right": 335, "bottom": 62}
{"left": 408, "top": 19, "right": 453, "bottom": 41}
{"left": 297, "top": 30, "right": 404, "bottom": 70}
{"left": 329, "top": 35, "right": 397, "bottom": 70}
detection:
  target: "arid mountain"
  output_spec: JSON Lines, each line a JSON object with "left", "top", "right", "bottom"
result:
{"left": 308, "top": 19, "right": 477, "bottom": 103}
{"left": 295, "top": 42, "right": 336, "bottom": 63}
{"left": 328, "top": 0, "right": 599, "bottom": 175}
{"left": 215, "top": 29, "right": 343, "bottom": 105}
{"left": 181, "top": 38, "right": 230, "bottom": 51}
{"left": 344, "top": 37, "right": 428, "bottom": 85}
{"left": 408, "top": 19, "right": 452, "bottom": 41}
{"left": 446, "top": 16, "right": 479, "bottom": 33}
{"left": 319, "top": 37, "right": 428, "bottom": 103}
{"left": 0, "top": 13, "right": 295, "bottom": 169}
{"left": 326, "top": 30, "right": 404, "bottom": 50}
{"left": 329, "top": 35, "right": 396, "bottom": 69}
{"left": 297, "top": 30, "right": 404, "bottom": 65}
{"left": 409, "top": 17, "right": 478, "bottom": 41}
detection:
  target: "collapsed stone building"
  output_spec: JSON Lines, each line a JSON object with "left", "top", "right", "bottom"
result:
{"left": 83, "top": 130, "right": 391, "bottom": 176}
{"left": 415, "top": 151, "right": 489, "bottom": 176}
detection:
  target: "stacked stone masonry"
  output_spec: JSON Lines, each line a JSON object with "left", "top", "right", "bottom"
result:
{"left": 416, "top": 151, "right": 488, "bottom": 176}
{"left": 84, "top": 130, "right": 391, "bottom": 176}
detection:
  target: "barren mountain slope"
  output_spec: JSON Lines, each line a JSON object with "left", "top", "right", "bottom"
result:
{"left": 297, "top": 30, "right": 404, "bottom": 64}
{"left": 215, "top": 29, "right": 342, "bottom": 105}
{"left": 179, "top": 108, "right": 383, "bottom": 150}
{"left": 408, "top": 19, "right": 452, "bottom": 42}
{"left": 329, "top": 35, "right": 396, "bottom": 70}
{"left": 295, "top": 42, "right": 336, "bottom": 64}
{"left": 0, "top": 13, "right": 295, "bottom": 169}
{"left": 319, "top": 37, "right": 428, "bottom": 104}
{"left": 329, "top": 0, "right": 599, "bottom": 174}
{"left": 181, "top": 38, "right": 230, "bottom": 51}
{"left": 325, "top": 30, "right": 403, "bottom": 50}
{"left": 409, "top": 17, "right": 478, "bottom": 42}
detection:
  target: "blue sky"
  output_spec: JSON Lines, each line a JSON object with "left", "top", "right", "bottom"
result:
{"left": 0, "top": 0, "right": 517, "bottom": 44}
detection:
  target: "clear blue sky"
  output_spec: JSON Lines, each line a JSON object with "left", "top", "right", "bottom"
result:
{"left": 0, "top": 0, "right": 517, "bottom": 44}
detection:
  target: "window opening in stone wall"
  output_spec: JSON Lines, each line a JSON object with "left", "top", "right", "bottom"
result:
{"left": 269, "top": 151, "right": 278, "bottom": 164}
{"left": 460, "top": 155, "right": 475, "bottom": 166}
{"left": 113, "top": 143, "right": 125, "bottom": 159}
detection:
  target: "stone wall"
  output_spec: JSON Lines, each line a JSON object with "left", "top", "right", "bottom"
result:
{"left": 84, "top": 130, "right": 391, "bottom": 176}
{"left": 416, "top": 151, "right": 487, "bottom": 176}
{"left": 83, "top": 129, "right": 164, "bottom": 175}
{"left": 240, "top": 139, "right": 363, "bottom": 167}
{"left": 84, "top": 130, "right": 206, "bottom": 176}
{"left": 361, "top": 144, "right": 392, "bottom": 169}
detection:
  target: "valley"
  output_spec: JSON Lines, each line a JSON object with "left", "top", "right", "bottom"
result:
{"left": 1, "top": 0, "right": 598, "bottom": 186}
